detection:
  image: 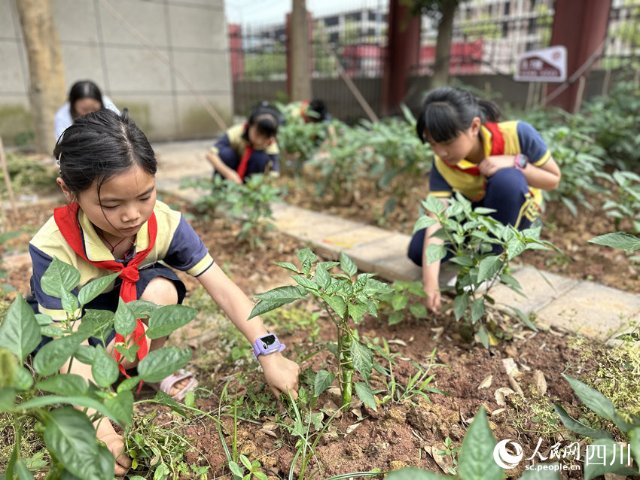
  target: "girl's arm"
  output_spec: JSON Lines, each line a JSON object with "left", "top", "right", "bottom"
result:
{"left": 205, "top": 150, "right": 242, "bottom": 184}
{"left": 479, "top": 155, "right": 561, "bottom": 190}
{"left": 196, "top": 263, "right": 299, "bottom": 397}
{"left": 422, "top": 197, "right": 449, "bottom": 314}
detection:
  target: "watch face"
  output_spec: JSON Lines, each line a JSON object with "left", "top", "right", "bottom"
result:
{"left": 260, "top": 334, "right": 276, "bottom": 348}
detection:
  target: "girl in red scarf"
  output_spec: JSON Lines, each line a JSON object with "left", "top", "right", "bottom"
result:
{"left": 29, "top": 110, "right": 299, "bottom": 477}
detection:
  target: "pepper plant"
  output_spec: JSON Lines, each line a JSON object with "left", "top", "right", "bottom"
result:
{"left": 0, "top": 258, "right": 196, "bottom": 479}
{"left": 540, "top": 126, "right": 609, "bottom": 216}
{"left": 188, "top": 174, "right": 282, "bottom": 247}
{"left": 602, "top": 170, "right": 640, "bottom": 233}
{"left": 415, "top": 194, "right": 556, "bottom": 347}
{"left": 378, "top": 280, "right": 428, "bottom": 326}
{"left": 249, "top": 248, "right": 392, "bottom": 409}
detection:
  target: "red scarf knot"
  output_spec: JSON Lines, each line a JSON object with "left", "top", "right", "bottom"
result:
{"left": 120, "top": 265, "right": 140, "bottom": 283}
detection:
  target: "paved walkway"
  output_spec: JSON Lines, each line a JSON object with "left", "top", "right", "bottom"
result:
{"left": 152, "top": 141, "right": 640, "bottom": 344}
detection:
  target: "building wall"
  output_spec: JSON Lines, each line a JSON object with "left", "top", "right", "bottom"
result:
{"left": 0, "top": 0, "right": 233, "bottom": 145}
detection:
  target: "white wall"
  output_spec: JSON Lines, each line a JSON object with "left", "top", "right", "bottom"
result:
{"left": 0, "top": 0, "right": 233, "bottom": 144}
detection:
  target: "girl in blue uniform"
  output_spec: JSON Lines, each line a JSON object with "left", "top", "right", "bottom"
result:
{"left": 29, "top": 109, "right": 299, "bottom": 476}
{"left": 408, "top": 87, "right": 561, "bottom": 314}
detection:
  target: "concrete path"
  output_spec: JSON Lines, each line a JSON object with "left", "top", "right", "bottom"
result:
{"left": 152, "top": 141, "right": 640, "bottom": 344}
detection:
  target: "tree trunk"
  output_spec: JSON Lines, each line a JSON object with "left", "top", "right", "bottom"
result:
{"left": 290, "top": 0, "right": 312, "bottom": 101}
{"left": 431, "top": 0, "right": 458, "bottom": 88}
{"left": 16, "top": 0, "right": 65, "bottom": 154}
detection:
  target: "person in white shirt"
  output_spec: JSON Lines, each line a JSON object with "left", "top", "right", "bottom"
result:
{"left": 54, "top": 80, "right": 120, "bottom": 139}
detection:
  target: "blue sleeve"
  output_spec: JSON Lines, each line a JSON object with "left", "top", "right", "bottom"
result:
{"left": 163, "top": 216, "right": 212, "bottom": 272}
{"left": 429, "top": 161, "right": 452, "bottom": 196}
{"left": 517, "top": 121, "right": 550, "bottom": 165}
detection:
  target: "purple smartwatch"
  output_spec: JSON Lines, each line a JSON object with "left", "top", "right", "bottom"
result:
{"left": 252, "top": 333, "right": 286, "bottom": 358}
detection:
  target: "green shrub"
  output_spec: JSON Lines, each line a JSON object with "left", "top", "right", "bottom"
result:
{"left": 0, "top": 258, "right": 196, "bottom": 478}
{"left": 415, "top": 194, "right": 555, "bottom": 347}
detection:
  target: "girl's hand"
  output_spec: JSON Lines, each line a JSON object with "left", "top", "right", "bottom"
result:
{"left": 478, "top": 155, "right": 514, "bottom": 177}
{"left": 258, "top": 352, "right": 300, "bottom": 399}
{"left": 424, "top": 283, "right": 441, "bottom": 314}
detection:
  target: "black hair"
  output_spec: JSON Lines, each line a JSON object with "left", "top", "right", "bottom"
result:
{"left": 307, "top": 99, "right": 328, "bottom": 122}
{"left": 246, "top": 102, "right": 280, "bottom": 138}
{"left": 53, "top": 109, "right": 157, "bottom": 198}
{"left": 68, "top": 80, "right": 104, "bottom": 119}
{"left": 416, "top": 87, "right": 501, "bottom": 143}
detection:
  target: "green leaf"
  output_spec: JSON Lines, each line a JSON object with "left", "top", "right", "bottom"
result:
{"left": 77, "top": 310, "right": 114, "bottom": 340}
{"left": 422, "top": 195, "right": 446, "bottom": 214}
{"left": 297, "top": 248, "right": 318, "bottom": 274}
{"left": 0, "top": 388, "right": 16, "bottom": 410}
{"left": 60, "top": 289, "right": 79, "bottom": 315}
{"left": 41, "top": 258, "right": 81, "bottom": 297}
{"left": 413, "top": 215, "right": 438, "bottom": 233}
{"left": 458, "top": 407, "right": 504, "bottom": 480}
{"left": 14, "top": 367, "right": 33, "bottom": 391}
{"left": 477, "top": 255, "right": 502, "bottom": 283}
{"left": 113, "top": 299, "right": 137, "bottom": 337}
{"left": 584, "top": 438, "right": 638, "bottom": 480}
{"left": 339, "top": 252, "right": 358, "bottom": 277}
{"left": 552, "top": 404, "right": 612, "bottom": 439}
{"left": 137, "top": 347, "right": 191, "bottom": 383}
{"left": 293, "top": 274, "right": 319, "bottom": 291}
{"left": 453, "top": 294, "right": 469, "bottom": 321}
{"left": 347, "top": 302, "right": 368, "bottom": 323}
{"left": 388, "top": 311, "right": 403, "bottom": 325}
{"left": 104, "top": 390, "right": 134, "bottom": 427}
{"left": 14, "top": 395, "right": 118, "bottom": 423}
{"left": 14, "top": 459, "right": 34, "bottom": 480}
{"left": 91, "top": 345, "right": 119, "bottom": 388}
{"left": 315, "top": 264, "right": 331, "bottom": 290}
{"left": 471, "top": 299, "right": 485, "bottom": 324}
{"left": 37, "top": 374, "right": 89, "bottom": 396}
{"left": 117, "top": 376, "right": 141, "bottom": 394}
{"left": 43, "top": 407, "right": 99, "bottom": 478}
{"left": 274, "top": 261, "right": 299, "bottom": 273}
{"left": 35, "top": 313, "right": 53, "bottom": 326}
{"left": 426, "top": 244, "right": 447, "bottom": 265}
{"left": 74, "top": 346, "right": 96, "bottom": 365}
{"left": 630, "top": 427, "right": 640, "bottom": 469}
{"left": 589, "top": 232, "right": 640, "bottom": 253}
{"left": 89, "top": 443, "right": 115, "bottom": 480}
{"left": 77, "top": 272, "right": 119, "bottom": 306}
{"left": 33, "top": 334, "right": 84, "bottom": 376}
{"left": 351, "top": 341, "right": 373, "bottom": 380}
{"left": 314, "top": 370, "right": 335, "bottom": 397}
{"left": 322, "top": 295, "right": 347, "bottom": 319}
{"left": 562, "top": 374, "right": 631, "bottom": 432}
{"left": 409, "top": 303, "right": 428, "bottom": 319}
{"left": 354, "top": 382, "right": 377, "bottom": 411}
{"left": 229, "top": 461, "right": 243, "bottom": 477}
{"left": 0, "top": 294, "right": 41, "bottom": 361}
{"left": 249, "top": 286, "right": 306, "bottom": 319}
{"left": 391, "top": 294, "right": 408, "bottom": 311}
{"left": 146, "top": 305, "right": 197, "bottom": 339}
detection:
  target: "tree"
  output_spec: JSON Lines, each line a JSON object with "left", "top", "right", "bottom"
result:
{"left": 404, "top": 0, "right": 467, "bottom": 88}
{"left": 290, "top": 0, "right": 312, "bottom": 101}
{"left": 16, "top": 0, "right": 65, "bottom": 154}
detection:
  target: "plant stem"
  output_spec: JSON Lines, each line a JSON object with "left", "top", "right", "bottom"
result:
{"left": 338, "top": 323, "right": 353, "bottom": 408}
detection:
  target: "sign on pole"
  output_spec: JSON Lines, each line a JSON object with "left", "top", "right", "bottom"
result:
{"left": 514, "top": 46, "right": 567, "bottom": 82}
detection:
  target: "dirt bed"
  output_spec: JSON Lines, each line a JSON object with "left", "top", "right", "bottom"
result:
{"left": 2, "top": 196, "right": 627, "bottom": 479}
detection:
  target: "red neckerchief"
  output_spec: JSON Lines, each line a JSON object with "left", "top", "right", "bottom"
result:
{"left": 53, "top": 202, "right": 157, "bottom": 376}
{"left": 450, "top": 122, "right": 504, "bottom": 177}
{"left": 237, "top": 146, "right": 253, "bottom": 181}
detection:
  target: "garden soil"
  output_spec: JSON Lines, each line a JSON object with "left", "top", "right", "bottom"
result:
{"left": 1, "top": 196, "right": 622, "bottom": 479}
